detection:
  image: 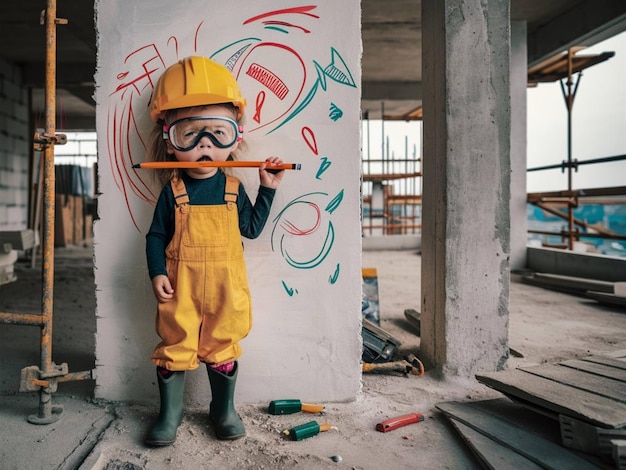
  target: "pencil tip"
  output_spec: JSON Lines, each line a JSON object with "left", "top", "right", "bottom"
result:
{"left": 132, "top": 164, "right": 140, "bottom": 169}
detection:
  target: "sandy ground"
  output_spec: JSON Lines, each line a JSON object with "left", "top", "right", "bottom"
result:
{"left": 1, "top": 244, "right": 625, "bottom": 469}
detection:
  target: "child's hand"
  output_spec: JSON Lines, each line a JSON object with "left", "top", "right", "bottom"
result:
{"left": 259, "top": 156, "right": 285, "bottom": 189}
{"left": 152, "top": 274, "right": 174, "bottom": 303}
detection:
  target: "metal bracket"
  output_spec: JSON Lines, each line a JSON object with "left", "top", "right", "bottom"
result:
{"left": 33, "top": 129, "right": 67, "bottom": 151}
{"left": 19, "top": 362, "right": 69, "bottom": 393}
{"left": 39, "top": 10, "right": 68, "bottom": 26}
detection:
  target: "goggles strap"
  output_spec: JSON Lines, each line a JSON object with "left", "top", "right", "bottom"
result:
{"left": 162, "top": 125, "right": 170, "bottom": 141}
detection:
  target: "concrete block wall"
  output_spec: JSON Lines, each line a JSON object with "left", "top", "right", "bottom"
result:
{"left": 0, "top": 57, "right": 30, "bottom": 231}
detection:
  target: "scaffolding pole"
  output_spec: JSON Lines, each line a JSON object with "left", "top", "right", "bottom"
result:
{"left": 0, "top": 0, "right": 93, "bottom": 425}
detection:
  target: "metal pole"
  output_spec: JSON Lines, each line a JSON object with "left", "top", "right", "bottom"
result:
{"left": 381, "top": 102, "right": 387, "bottom": 234}
{"left": 0, "top": 2, "right": 93, "bottom": 424}
{"left": 566, "top": 48, "right": 575, "bottom": 250}
{"left": 34, "top": 0, "right": 58, "bottom": 424}
{"left": 405, "top": 135, "right": 408, "bottom": 234}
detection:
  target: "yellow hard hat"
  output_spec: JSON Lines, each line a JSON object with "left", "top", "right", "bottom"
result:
{"left": 149, "top": 56, "right": 246, "bottom": 122}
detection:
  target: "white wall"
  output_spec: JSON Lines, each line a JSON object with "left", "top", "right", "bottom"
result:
{"left": 94, "top": 1, "right": 362, "bottom": 404}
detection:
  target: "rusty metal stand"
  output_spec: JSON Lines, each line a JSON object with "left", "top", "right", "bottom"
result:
{"left": 0, "top": 0, "right": 93, "bottom": 424}
{"left": 559, "top": 47, "right": 582, "bottom": 250}
{"left": 526, "top": 46, "right": 616, "bottom": 251}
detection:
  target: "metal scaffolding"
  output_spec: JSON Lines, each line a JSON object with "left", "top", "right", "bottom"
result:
{"left": 361, "top": 46, "right": 625, "bottom": 254}
{"left": 527, "top": 46, "right": 619, "bottom": 250}
{"left": 361, "top": 108, "right": 423, "bottom": 236}
{"left": 0, "top": 1, "right": 93, "bottom": 424}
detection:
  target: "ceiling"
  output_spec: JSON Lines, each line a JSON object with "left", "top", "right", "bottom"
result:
{"left": 0, "top": 1, "right": 624, "bottom": 129}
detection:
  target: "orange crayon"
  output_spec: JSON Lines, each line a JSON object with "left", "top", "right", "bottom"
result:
{"left": 132, "top": 161, "right": 301, "bottom": 171}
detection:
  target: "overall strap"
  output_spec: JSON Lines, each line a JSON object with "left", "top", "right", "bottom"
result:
{"left": 224, "top": 176, "right": 239, "bottom": 204}
{"left": 170, "top": 177, "right": 189, "bottom": 206}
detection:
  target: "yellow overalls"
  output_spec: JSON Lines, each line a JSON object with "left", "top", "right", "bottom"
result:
{"left": 152, "top": 175, "right": 252, "bottom": 371}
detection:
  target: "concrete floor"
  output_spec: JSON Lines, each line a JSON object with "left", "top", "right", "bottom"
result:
{"left": 1, "top": 243, "right": 624, "bottom": 469}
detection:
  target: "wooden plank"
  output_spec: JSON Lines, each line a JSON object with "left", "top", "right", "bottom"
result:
{"left": 447, "top": 417, "right": 544, "bottom": 470}
{"left": 469, "top": 398, "right": 563, "bottom": 441}
{"left": 505, "top": 395, "right": 560, "bottom": 421}
{"left": 362, "top": 172, "right": 422, "bottom": 182}
{"left": 560, "top": 414, "right": 626, "bottom": 460}
{"left": 586, "top": 291, "right": 626, "bottom": 307}
{"left": 581, "top": 355, "right": 626, "bottom": 371}
{"left": 437, "top": 401, "right": 599, "bottom": 470}
{"left": 403, "top": 308, "right": 421, "bottom": 335}
{"left": 560, "top": 359, "right": 626, "bottom": 382}
{"left": 519, "top": 364, "right": 626, "bottom": 402}
{"left": 532, "top": 273, "right": 615, "bottom": 293}
{"left": 476, "top": 369, "right": 626, "bottom": 428}
{"left": 603, "top": 350, "right": 626, "bottom": 359}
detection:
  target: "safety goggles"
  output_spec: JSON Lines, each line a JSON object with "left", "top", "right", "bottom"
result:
{"left": 163, "top": 116, "right": 242, "bottom": 152}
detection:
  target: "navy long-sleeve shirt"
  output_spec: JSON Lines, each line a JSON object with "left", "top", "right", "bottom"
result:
{"left": 146, "top": 171, "right": 276, "bottom": 279}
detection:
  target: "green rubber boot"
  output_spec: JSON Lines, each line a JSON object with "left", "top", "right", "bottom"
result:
{"left": 145, "top": 369, "right": 185, "bottom": 446}
{"left": 207, "top": 362, "right": 246, "bottom": 440}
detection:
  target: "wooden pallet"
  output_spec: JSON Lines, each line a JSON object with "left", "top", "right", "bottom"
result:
{"left": 436, "top": 399, "right": 603, "bottom": 469}
{"left": 476, "top": 351, "right": 626, "bottom": 467}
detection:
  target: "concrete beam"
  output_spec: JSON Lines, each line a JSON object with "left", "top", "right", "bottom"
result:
{"left": 527, "top": 0, "right": 626, "bottom": 66}
{"left": 362, "top": 80, "right": 423, "bottom": 100}
{"left": 32, "top": 113, "right": 95, "bottom": 132}
{"left": 21, "top": 62, "right": 95, "bottom": 87}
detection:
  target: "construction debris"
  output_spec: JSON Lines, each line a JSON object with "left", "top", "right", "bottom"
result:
{"left": 523, "top": 272, "right": 626, "bottom": 308}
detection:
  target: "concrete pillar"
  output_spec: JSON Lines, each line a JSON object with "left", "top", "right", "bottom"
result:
{"left": 510, "top": 21, "right": 528, "bottom": 271}
{"left": 421, "top": 0, "right": 510, "bottom": 377}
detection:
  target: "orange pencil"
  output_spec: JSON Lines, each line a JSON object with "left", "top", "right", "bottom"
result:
{"left": 132, "top": 161, "right": 301, "bottom": 171}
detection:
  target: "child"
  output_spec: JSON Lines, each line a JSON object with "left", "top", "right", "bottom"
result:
{"left": 144, "top": 56, "right": 285, "bottom": 446}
